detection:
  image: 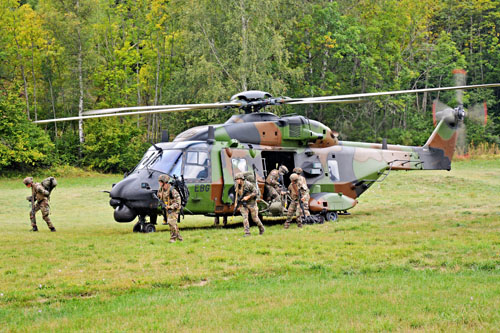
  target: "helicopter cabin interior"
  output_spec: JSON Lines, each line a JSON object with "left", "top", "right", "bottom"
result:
{"left": 260, "top": 150, "right": 295, "bottom": 188}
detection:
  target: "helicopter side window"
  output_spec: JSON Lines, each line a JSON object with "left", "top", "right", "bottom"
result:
{"left": 184, "top": 151, "right": 210, "bottom": 180}
{"left": 231, "top": 158, "right": 248, "bottom": 174}
{"left": 328, "top": 159, "right": 340, "bottom": 181}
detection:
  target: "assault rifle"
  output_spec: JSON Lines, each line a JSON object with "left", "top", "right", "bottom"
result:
{"left": 233, "top": 184, "right": 250, "bottom": 215}
{"left": 28, "top": 186, "right": 35, "bottom": 221}
{"left": 152, "top": 192, "right": 169, "bottom": 223}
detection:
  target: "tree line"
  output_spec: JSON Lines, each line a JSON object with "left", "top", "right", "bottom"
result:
{"left": 1, "top": 0, "right": 499, "bottom": 173}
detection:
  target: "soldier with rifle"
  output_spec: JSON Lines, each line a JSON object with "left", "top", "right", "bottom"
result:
{"left": 234, "top": 173, "right": 265, "bottom": 237}
{"left": 157, "top": 174, "right": 183, "bottom": 242}
{"left": 23, "top": 177, "right": 56, "bottom": 232}
{"left": 265, "top": 165, "right": 288, "bottom": 204}
{"left": 284, "top": 173, "right": 311, "bottom": 229}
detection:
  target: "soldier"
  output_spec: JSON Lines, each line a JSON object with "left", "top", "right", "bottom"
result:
{"left": 284, "top": 173, "right": 311, "bottom": 229}
{"left": 157, "top": 174, "right": 183, "bottom": 242}
{"left": 23, "top": 177, "right": 56, "bottom": 232}
{"left": 265, "top": 165, "right": 288, "bottom": 203}
{"left": 292, "top": 167, "right": 311, "bottom": 219}
{"left": 234, "top": 173, "right": 265, "bottom": 236}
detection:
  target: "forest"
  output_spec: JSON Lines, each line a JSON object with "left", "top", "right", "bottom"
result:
{"left": 1, "top": 0, "right": 499, "bottom": 173}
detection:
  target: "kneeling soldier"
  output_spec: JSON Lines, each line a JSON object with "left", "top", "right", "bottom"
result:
{"left": 23, "top": 177, "right": 56, "bottom": 232}
{"left": 158, "top": 174, "right": 183, "bottom": 242}
{"left": 235, "top": 173, "right": 265, "bottom": 236}
{"left": 284, "top": 173, "right": 310, "bottom": 229}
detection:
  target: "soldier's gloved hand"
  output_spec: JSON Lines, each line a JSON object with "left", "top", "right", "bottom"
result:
{"left": 159, "top": 201, "right": 166, "bottom": 209}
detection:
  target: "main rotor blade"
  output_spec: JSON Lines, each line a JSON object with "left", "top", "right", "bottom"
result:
{"left": 285, "top": 99, "right": 366, "bottom": 105}
{"left": 34, "top": 107, "right": 194, "bottom": 124}
{"left": 295, "top": 83, "right": 500, "bottom": 103}
{"left": 82, "top": 102, "right": 241, "bottom": 116}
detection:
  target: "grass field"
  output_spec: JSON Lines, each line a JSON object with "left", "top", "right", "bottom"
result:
{"left": 0, "top": 158, "right": 499, "bottom": 331}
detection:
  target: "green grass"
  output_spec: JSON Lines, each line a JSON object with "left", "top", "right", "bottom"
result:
{"left": 0, "top": 158, "right": 499, "bottom": 331}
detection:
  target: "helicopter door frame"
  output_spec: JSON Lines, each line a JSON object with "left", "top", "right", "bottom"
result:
{"left": 219, "top": 148, "right": 263, "bottom": 203}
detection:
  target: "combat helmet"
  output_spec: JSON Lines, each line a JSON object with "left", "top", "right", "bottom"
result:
{"left": 158, "top": 174, "right": 171, "bottom": 183}
{"left": 290, "top": 173, "right": 299, "bottom": 182}
{"left": 23, "top": 177, "right": 33, "bottom": 185}
{"left": 234, "top": 172, "right": 245, "bottom": 180}
{"left": 293, "top": 167, "right": 303, "bottom": 174}
{"left": 278, "top": 165, "right": 289, "bottom": 175}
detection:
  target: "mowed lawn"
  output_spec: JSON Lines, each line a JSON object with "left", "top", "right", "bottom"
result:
{"left": 0, "top": 158, "right": 499, "bottom": 331}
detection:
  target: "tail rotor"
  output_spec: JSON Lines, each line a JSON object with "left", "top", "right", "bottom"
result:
{"left": 432, "top": 70, "right": 488, "bottom": 157}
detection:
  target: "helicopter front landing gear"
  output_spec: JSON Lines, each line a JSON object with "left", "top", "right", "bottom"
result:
{"left": 133, "top": 215, "right": 157, "bottom": 233}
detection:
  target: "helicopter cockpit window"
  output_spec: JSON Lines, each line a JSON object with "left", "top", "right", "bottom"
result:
{"left": 150, "top": 150, "right": 183, "bottom": 177}
{"left": 231, "top": 158, "right": 248, "bottom": 174}
{"left": 184, "top": 151, "right": 210, "bottom": 180}
{"left": 133, "top": 149, "right": 157, "bottom": 172}
{"left": 328, "top": 159, "right": 340, "bottom": 181}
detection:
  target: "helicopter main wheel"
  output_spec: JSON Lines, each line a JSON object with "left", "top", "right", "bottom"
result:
{"left": 324, "top": 211, "right": 338, "bottom": 222}
{"left": 143, "top": 223, "right": 156, "bottom": 233}
{"left": 133, "top": 222, "right": 142, "bottom": 233}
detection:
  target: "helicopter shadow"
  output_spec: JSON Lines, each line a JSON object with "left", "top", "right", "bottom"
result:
{"left": 156, "top": 216, "right": 287, "bottom": 232}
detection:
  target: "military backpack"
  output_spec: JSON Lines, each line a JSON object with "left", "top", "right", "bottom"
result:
{"left": 41, "top": 176, "right": 58, "bottom": 194}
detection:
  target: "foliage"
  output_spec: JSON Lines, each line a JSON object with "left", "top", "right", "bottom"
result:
{"left": 82, "top": 118, "right": 150, "bottom": 172}
{"left": 0, "top": 89, "right": 54, "bottom": 172}
{"left": 0, "top": 0, "right": 499, "bottom": 172}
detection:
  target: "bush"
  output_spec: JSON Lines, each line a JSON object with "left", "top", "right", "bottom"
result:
{"left": 0, "top": 91, "right": 55, "bottom": 173}
{"left": 82, "top": 118, "right": 150, "bottom": 173}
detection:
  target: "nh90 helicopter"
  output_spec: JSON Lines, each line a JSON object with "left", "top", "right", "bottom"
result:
{"left": 35, "top": 72, "right": 500, "bottom": 233}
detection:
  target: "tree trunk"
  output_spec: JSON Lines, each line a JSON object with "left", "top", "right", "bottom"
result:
{"left": 77, "top": 0, "right": 84, "bottom": 148}
{"left": 30, "top": 40, "right": 38, "bottom": 121}
{"left": 48, "top": 76, "right": 58, "bottom": 135}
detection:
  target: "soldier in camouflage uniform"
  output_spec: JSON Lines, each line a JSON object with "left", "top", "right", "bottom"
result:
{"left": 234, "top": 173, "right": 265, "bottom": 236}
{"left": 265, "top": 165, "right": 288, "bottom": 203}
{"left": 284, "top": 173, "right": 311, "bottom": 229}
{"left": 157, "top": 174, "right": 183, "bottom": 242}
{"left": 23, "top": 177, "right": 56, "bottom": 232}
{"left": 293, "top": 167, "right": 311, "bottom": 215}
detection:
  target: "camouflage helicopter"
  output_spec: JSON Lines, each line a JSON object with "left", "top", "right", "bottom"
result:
{"left": 35, "top": 73, "right": 499, "bottom": 233}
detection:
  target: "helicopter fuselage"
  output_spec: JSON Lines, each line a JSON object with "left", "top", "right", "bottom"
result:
{"left": 109, "top": 112, "right": 457, "bottom": 225}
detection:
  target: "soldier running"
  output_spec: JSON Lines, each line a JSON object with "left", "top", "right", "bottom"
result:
{"left": 23, "top": 177, "right": 56, "bottom": 232}
{"left": 157, "top": 174, "right": 183, "bottom": 242}
{"left": 265, "top": 165, "right": 288, "bottom": 204}
{"left": 284, "top": 173, "right": 311, "bottom": 229}
{"left": 234, "top": 173, "right": 265, "bottom": 237}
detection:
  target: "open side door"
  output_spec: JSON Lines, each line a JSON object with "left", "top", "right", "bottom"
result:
{"left": 220, "top": 147, "right": 264, "bottom": 203}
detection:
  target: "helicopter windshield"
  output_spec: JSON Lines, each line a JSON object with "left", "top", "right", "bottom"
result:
{"left": 132, "top": 149, "right": 157, "bottom": 172}
{"left": 149, "top": 150, "right": 183, "bottom": 176}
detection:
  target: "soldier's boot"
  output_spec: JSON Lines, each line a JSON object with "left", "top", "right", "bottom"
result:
{"left": 259, "top": 226, "right": 265, "bottom": 235}
{"left": 50, "top": 227, "right": 56, "bottom": 232}
{"left": 30, "top": 225, "right": 38, "bottom": 232}
{"left": 177, "top": 234, "right": 183, "bottom": 241}
{"left": 297, "top": 218, "right": 303, "bottom": 228}
{"left": 284, "top": 221, "right": 290, "bottom": 229}
{"left": 243, "top": 233, "right": 251, "bottom": 237}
